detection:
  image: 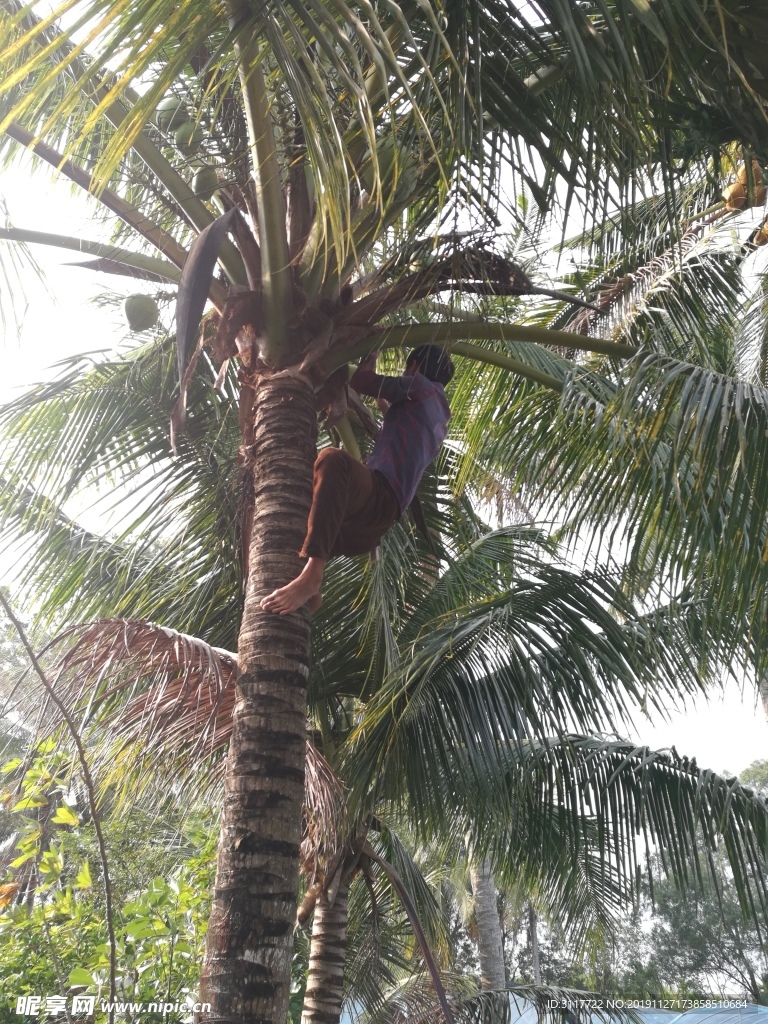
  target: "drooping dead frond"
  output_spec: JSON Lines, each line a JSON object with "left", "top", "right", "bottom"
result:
{"left": 568, "top": 224, "right": 722, "bottom": 338}
{"left": 301, "top": 739, "right": 348, "bottom": 884}
{"left": 37, "top": 618, "right": 347, "bottom": 841}
{"left": 39, "top": 618, "right": 236, "bottom": 763}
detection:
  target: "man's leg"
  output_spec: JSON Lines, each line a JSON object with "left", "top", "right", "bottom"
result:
{"left": 261, "top": 448, "right": 373, "bottom": 615}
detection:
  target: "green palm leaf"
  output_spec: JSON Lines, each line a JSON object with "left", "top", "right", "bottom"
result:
{"left": 0, "top": 341, "right": 244, "bottom": 641}
{"left": 346, "top": 529, "right": 718, "bottom": 807}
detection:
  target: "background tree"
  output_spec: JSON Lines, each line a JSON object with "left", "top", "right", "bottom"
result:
{"left": 742, "top": 761, "right": 768, "bottom": 799}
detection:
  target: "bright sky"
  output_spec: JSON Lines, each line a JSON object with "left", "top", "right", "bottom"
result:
{"left": 2, "top": 157, "right": 767, "bottom": 778}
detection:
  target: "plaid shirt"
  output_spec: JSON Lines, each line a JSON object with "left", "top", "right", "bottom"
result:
{"left": 351, "top": 368, "right": 451, "bottom": 511}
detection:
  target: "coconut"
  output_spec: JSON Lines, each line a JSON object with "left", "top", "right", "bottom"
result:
{"left": 175, "top": 122, "right": 205, "bottom": 156}
{"left": 192, "top": 165, "right": 219, "bottom": 199}
{"left": 124, "top": 294, "right": 159, "bottom": 332}
{"left": 737, "top": 158, "right": 761, "bottom": 185}
{"left": 728, "top": 159, "right": 766, "bottom": 208}
{"left": 754, "top": 218, "right": 768, "bottom": 246}
{"left": 155, "top": 96, "right": 189, "bottom": 133}
{"left": 723, "top": 180, "right": 747, "bottom": 211}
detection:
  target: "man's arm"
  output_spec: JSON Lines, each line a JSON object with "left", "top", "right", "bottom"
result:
{"left": 350, "top": 352, "right": 421, "bottom": 404}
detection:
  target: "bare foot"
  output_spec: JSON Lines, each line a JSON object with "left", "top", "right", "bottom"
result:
{"left": 261, "top": 558, "right": 326, "bottom": 615}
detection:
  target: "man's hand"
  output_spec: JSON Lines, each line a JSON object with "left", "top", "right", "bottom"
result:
{"left": 357, "top": 348, "right": 380, "bottom": 374}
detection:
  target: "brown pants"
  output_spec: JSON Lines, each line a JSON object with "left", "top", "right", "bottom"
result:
{"left": 300, "top": 448, "right": 400, "bottom": 560}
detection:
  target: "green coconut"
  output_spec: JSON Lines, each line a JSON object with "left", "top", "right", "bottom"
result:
{"left": 124, "top": 294, "right": 159, "bottom": 332}
{"left": 174, "top": 122, "right": 205, "bottom": 156}
{"left": 155, "top": 96, "right": 189, "bottom": 133}
{"left": 192, "top": 165, "right": 219, "bottom": 199}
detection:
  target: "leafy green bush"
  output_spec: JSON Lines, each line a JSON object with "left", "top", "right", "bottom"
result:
{"left": 0, "top": 751, "right": 217, "bottom": 1023}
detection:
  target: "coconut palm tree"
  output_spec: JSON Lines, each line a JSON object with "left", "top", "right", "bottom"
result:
{"left": 3, "top": 2, "right": 768, "bottom": 1017}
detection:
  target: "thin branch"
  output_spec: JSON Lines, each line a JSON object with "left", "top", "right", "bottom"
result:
{"left": 362, "top": 322, "right": 639, "bottom": 360}
{"left": 5, "top": 123, "right": 189, "bottom": 270}
{"left": 0, "top": 592, "right": 117, "bottom": 1022}
{"left": 326, "top": 324, "right": 636, "bottom": 392}
{"left": 420, "top": 300, "right": 484, "bottom": 323}
{"left": 0, "top": 227, "right": 181, "bottom": 283}
{"left": 447, "top": 342, "right": 564, "bottom": 392}
{"left": 445, "top": 280, "right": 601, "bottom": 312}
{"left": 332, "top": 333, "right": 564, "bottom": 392}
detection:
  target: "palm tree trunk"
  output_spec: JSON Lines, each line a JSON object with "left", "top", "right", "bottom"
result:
{"left": 759, "top": 672, "right": 768, "bottom": 722}
{"left": 469, "top": 857, "right": 506, "bottom": 991}
{"left": 200, "top": 375, "right": 317, "bottom": 1023}
{"left": 301, "top": 870, "right": 352, "bottom": 1024}
{"left": 528, "top": 903, "right": 541, "bottom": 985}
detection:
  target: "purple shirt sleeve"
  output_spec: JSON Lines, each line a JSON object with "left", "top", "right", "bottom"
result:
{"left": 350, "top": 369, "right": 423, "bottom": 404}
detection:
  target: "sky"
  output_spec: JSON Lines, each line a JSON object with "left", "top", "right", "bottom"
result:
{"left": 1, "top": 156, "right": 768, "bottom": 779}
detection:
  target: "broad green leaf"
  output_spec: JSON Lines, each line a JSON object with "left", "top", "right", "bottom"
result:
{"left": 67, "top": 967, "right": 95, "bottom": 986}
{"left": 51, "top": 803, "right": 79, "bottom": 826}
{"left": 124, "top": 919, "right": 168, "bottom": 939}
{"left": 38, "top": 849, "right": 63, "bottom": 879}
{"left": 9, "top": 851, "right": 34, "bottom": 869}
{"left": 12, "top": 794, "right": 47, "bottom": 811}
{"left": 74, "top": 860, "right": 92, "bottom": 889}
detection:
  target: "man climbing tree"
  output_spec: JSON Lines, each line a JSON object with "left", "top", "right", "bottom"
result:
{"left": 261, "top": 344, "right": 454, "bottom": 615}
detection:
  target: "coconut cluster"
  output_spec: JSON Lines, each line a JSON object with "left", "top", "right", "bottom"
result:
{"left": 154, "top": 96, "right": 203, "bottom": 152}
{"left": 722, "top": 159, "right": 766, "bottom": 211}
{"left": 154, "top": 95, "right": 220, "bottom": 201}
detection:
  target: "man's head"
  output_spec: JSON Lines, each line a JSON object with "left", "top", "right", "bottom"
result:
{"left": 405, "top": 345, "right": 455, "bottom": 386}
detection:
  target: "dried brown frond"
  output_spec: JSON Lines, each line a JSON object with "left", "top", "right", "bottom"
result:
{"left": 300, "top": 740, "right": 348, "bottom": 883}
{"left": 0, "top": 882, "right": 19, "bottom": 908}
{"left": 338, "top": 270, "right": 440, "bottom": 326}
{"left": 212, "top": 290, "right": 264, "bottom": 365}
{"left": 569, "top": 275, "right": 632, "bottom": 336}
{"left": 568, "top": 227, "right": 704, "bottom": 338}
{"left": 36, "top": 620, "right": 347, "bottom": 846}
{"left": 40, "top": 618, "right": 237, "bottom": 761}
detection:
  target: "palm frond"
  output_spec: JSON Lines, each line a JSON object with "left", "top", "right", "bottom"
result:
{"left": 29, "top": 617, "right": 347, "bottom": 866}
{"left": 0, "top": 340, "right": 244, "bottom": 643}
{"left": 0, "top": 199, "right": 50, "bottom": 337}
{"left": 345, "top": 532, "right": 717, "bottom": 810}
{"left": 471, "top": 736, "right": 768, "bottom": 928}
{"left": 501, "top": 352, "right": 768, "bottom": 666}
